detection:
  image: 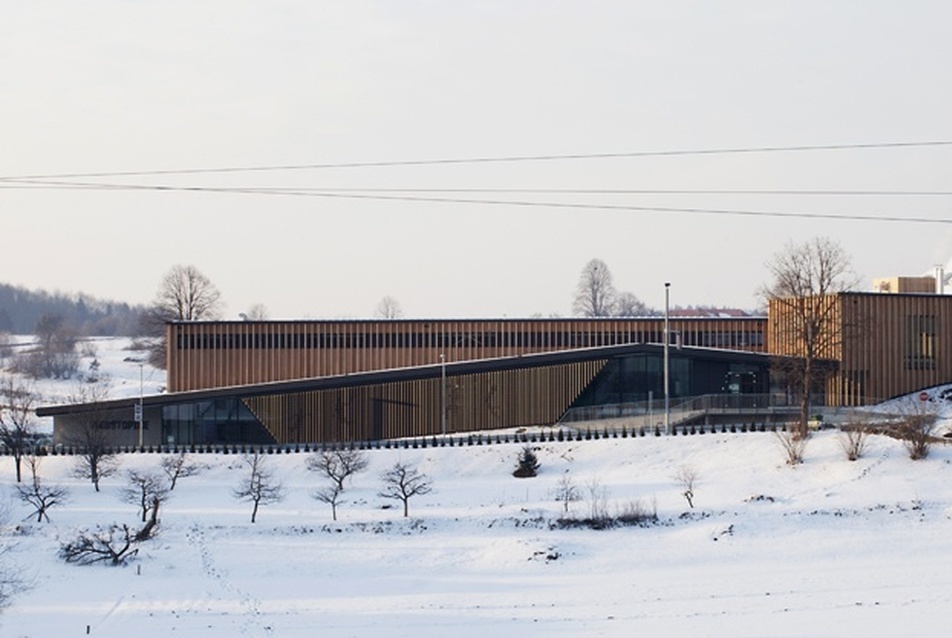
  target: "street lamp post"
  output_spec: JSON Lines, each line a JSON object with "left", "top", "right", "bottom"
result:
{"left": 440, "top": 353, "right": 447, "bottom": 437}
{"left": 663, "top": 282, "right": 671, "bottom": 436}
{"left": 138, "top": 363, "right": 144, "bottom": 448}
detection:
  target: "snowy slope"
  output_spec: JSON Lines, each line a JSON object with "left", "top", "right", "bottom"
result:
{"left": 4, "top": 336, "right": 167, "bottom": 433}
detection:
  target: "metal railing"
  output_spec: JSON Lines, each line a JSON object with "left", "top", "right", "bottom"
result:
{"left": 557, "top": 393, "right": 895, "bottom": 432}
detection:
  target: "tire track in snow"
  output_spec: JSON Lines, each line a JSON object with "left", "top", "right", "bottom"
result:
{"left": 187, "top": 525, "right": 272, "bottom": 635}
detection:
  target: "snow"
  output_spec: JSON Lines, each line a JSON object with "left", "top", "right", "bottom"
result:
{"left": 2, "top": 340, "right": 952, "bottom": 636}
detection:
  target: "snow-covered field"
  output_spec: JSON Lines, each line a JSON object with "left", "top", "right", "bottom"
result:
{"left": 2, "top": 339, "right": 951, "bottom": 637}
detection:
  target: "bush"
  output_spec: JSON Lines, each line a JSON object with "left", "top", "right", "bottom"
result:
{"left": 512, "top": 445, "right": 540, "bottom": 478}
{"left": 839, "top": 426, "right": 869, "bottom": 461}
{"left": 777, "top": 428, "right": 807, "bottom": 465}
{"left": 900, "top": 413, "right": 936, "bottom": 460}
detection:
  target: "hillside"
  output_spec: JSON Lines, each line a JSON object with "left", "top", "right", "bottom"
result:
{"left": 1, "top": 431, "right": 950, "bottom": 637}
{"left": 0, "top": 284, "right": 145, "bottom": 336}
{"left": 1, "top": 339, "right": 950, "bottom": 637}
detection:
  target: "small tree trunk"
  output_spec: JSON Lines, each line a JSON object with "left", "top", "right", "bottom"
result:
{"left": 135, "top": 498, "right": 161, "bottom": 542}
{"left": 251, "top": 499, "right": 260, "bottom": 524}
{"left": 403, "top": 499, "right": 408, "bottom": 518}
{"left": 92, "top": 463, "right": 101, "bottom": 492}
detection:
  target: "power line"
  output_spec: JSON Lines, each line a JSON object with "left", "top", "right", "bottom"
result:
{"left": 226, "top": 188, "right": 952, "bottom": 196}
{"left": 5, "top": 178, "right": 949, "bottom": 224}
{"left": 5, "top": 179, "right": 952, "bottom": 198}
{"left": 2, "top": 139, "right": 951, "bottom": 181}
{"left": 285, "top": 191, "right": 952, "bottom": 224}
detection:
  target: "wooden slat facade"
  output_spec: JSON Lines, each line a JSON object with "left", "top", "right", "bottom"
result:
{"left": 166, "top": 317, "right": 767, "bottom": 392}
{"left": 243, "top": 359, "right": 607, "bottom": 443}
{"left": 769, "top": 292, "right": 952, "bottom": 405}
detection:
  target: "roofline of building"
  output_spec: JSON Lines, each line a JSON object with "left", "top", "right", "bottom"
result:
{"left": 166, "top": 315, "right": 766, "bottom": 326}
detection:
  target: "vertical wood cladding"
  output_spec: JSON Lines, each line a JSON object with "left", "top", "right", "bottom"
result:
{"left": 167, "top": 318, "right": 766, "bottom": 392}
{"left": 242, "top": 359, "right": 607, "bottom": 443}
{"left": 770, "top": 293, "right": 952, "bottom": 404}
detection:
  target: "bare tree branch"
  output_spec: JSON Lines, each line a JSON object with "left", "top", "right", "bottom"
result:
{"left": 573, "top": 258, "right": 616, "bottom": 317}
{"left": 761, "top": 237, "right": 859, "bottom": 437}
{"left": 121, "top": 470, "right": 170, "bottom": 523}
{"left": 306, "top": 449, "right": 369, "bottom": 521}
{"left": 160, "top": 452, "right": 203, "bottom": 491}
{"left": 16, "top": 455, "right": 69, "bottom": 523}
{"left": 379, "top": 462, "right": 432, "bottom": 518}
{"left": 64, "top": 379, "right": 119, "bottom": 492}
{"left": 59, "top": 525, "right": 138, "bottom": 566}
{"left": 0, "top": 374, "right": 38, "bottom": 483}
{"left": 233, "top": 453, "right": 285, "bottom": 523}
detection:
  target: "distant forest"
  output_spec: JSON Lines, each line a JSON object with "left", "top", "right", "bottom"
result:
{"left": 0, "top": 283, "right": 146, "bottom": 336}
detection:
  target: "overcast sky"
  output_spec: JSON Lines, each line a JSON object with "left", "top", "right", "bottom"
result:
{"left": 2, "top": 1, "right": 951, "bottom": 320}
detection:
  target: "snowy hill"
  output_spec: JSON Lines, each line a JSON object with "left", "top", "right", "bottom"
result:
{"left": 3, "top": 335, "right": 167, "bottom": 433}
{"left": 1, "top": 339, "right": 951, "bottom": 637}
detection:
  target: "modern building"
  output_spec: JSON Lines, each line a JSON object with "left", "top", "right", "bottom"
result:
{"left": 39, "top": 282, "right": 952, "bottom": 446}
{"left": 770, "top": 290, "right": 952, "bottom": 406}
{"left": 41, "top": 317, "right": 770, "bottom": 446}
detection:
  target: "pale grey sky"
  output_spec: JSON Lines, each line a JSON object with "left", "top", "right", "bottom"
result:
{"left": 2, "top": 1, "right": 951, "bottom": 319}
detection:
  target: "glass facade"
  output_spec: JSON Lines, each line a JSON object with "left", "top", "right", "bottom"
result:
{"left": 571, "top": 353, "right": 768, "bottom": 408}
{"left": 161, "top": 399, "right": 274, "bottom": 446}
{"left": 148, "top": 350, "right": 769, "bottom": 445}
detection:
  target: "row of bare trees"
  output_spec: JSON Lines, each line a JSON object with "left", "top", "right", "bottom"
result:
{"left": 239, "top": 449, "right": 432, "bottom": 523}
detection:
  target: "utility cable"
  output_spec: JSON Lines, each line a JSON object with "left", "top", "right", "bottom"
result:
{"left": 1, "top": 139, "right": 950, "bottom": 181}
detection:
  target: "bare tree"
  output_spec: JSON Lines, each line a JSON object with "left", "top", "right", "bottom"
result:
{"left": 154, "top": 264, "right": 223, "bottom": 322}
{"left": 59, "top": 525, "right": 139, "bottom": 566}
{"left": 572, "top": 258, "right": 616, "bottom": 317}
{"left": 11, "top": 314, "right": 79, "bottom": 379}
{"left": 614, "top": 291, "right": 653, "bottom": 317}
{"left": 375, "top": 296, "right": 404, "bottom": 319}
{"left": 121, "top": 470, "right": 170, "bottom": 523}
{"left": 70, "top": 425, "right": 119, "bottom": 492}
{"left": 673, "top": 464, "right": 699, "bottom": 508}
{"left": 312, "top": 482, "right": 345, "bottom": 522}
{"left": 761, "top": 237, "right": 858, "bottom": 437}
{"left": 379, "top": 462, "right": 432, "bottom": 518}
{"left": 0, "top": 331, "right": 12, "bottom": 364}
{"left": 160, "top": 452, "right": 203, "bottom": 490}
{"left": 65, "top": 380, "right": 119, "bottom": 492}
{"left": 233, "top": 453, "right": 285, "bottom": 523}
{"left": 0, "top": 374, "right": 38, "bottom": 483}
{"left": 142, "top": 264, "right": 223, "bottom": 368}
{"left": 16, "top": 454, "right": 69, "bottom": 523}
{"left": 306, "top": 449, "right": 369, "bottom": 521}
{"left": 554, "top": 474, "right": 580, "bottom": 514}
{"left": 244, "top": 303, "right": 269, "bottom": 320}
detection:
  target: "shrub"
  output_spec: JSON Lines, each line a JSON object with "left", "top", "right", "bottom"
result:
{"left": 777, "top": 428, "right": 807, "bottom": 465}
{"left": 900, "top": 413, "right": 936, "bottom": 460}
{"left": 839, "top": 426, "right": 869, "bottom": 462}
{"left": 512, "top": 445, "right": 540, "bottom": 478}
